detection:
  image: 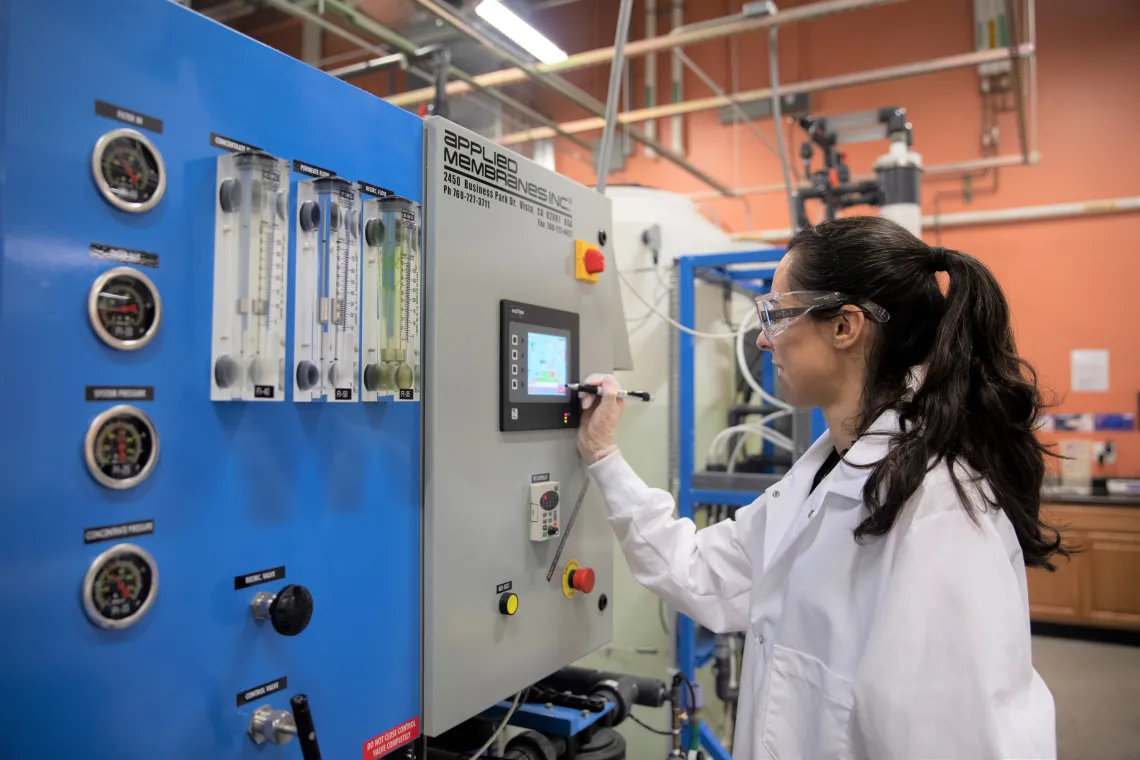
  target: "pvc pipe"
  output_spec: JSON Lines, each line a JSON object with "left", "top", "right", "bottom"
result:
{"left": 733, "top": 196, "right": 1140, "bottom": 241}
{"left": 384, "top": 0, "right": 911, "bottom": 107}
{"left": 689, "top": 152, "right": 1039, "bottom": 202}
{"left": 497, "top": 44, "right": 1034, "bottom": 146}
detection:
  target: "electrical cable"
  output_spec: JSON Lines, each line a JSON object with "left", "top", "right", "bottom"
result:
{"left": 618, "top": 270, "right": 742, "bottom": 340}
{"left": 679, "top": 672, "right": 700, "bottom": 752}
{"left": 707, "top": 419, "right": 794, "bottom": 465}
{"left": 468, "top": 689, "right": 526, "bottom": 760}
{"left": 628, "top": 711, "right": 676, "bottom": 736}
{"left": 735, "top": 309, "right": 792, "bottom": 410}
{"left": 726, "top": 419, "right": 796, "bottom": 470}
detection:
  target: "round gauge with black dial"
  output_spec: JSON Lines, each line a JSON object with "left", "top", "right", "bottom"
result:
{"left": 92, "top": 128, "right": 166, "bottom": 212}
{"left": 83, "top": 543, "right": 158, "bottom": 630}
{"left": 88, "top": 267, "right": 161, "bottom": 350}
{"left": 84, "top": 405, "right": 159, "bottom": 490}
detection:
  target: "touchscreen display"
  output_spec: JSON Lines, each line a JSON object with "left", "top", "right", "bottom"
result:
{"left": 527, "top": 331, "right": 568, "bottom": 396}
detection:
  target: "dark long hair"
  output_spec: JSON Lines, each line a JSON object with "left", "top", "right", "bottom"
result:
{"left": 786, "top": 216, "right": 1066, "bottom": 569}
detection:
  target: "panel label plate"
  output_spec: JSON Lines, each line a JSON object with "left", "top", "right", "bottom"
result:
{"left": 496, "top": 581, "right": 513, "bottom": 594}
{"left": 210, "top": 132, "right": 261, "bottom": 153}
{"left": 236, "top": 676, "right": 287, "bottom": 707}
{"left": 293, "top": 159, "right": 336, "bottom": 179}
{"left": 531, "top": 473, "right": 550, "bottom": 483}
{"left": 95, "top": 100, "right": 163, "bottom": 133}
{"left": 85, "top": 386, "right": 154, "bottom": 402}
{"left": 234, "top": 566, "right": 286, "bottom": 590}
{"left": 84, "top": 520, "right": 155, "bottom": 544}
{"left": 90, "top": 242, "right": 159, "bottom": 268}
{"left": 359, "top": 181, "right": 395, "bottom": 198}
{"left": 363, "top": 717, "right": 420, "bottom": 759}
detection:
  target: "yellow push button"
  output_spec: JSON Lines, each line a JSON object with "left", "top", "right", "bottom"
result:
{"left": 499, "top": 592, "right": 519, "bottom": 616}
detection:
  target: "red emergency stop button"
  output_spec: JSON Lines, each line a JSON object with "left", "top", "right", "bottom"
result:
{"left": 584, "top": 248, "right": 605, "bottom": 275}
{"left": 569, "top": 567, "right": 596, "bottom": 594}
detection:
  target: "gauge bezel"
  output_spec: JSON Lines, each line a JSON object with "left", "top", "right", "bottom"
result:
{"left": 91, "top": 127, "right": 167, "bottom": 213}
{"left": 88, "top": 266, "right": 163, "bottom": 351}
{"left": 84, "top": 404, "right": 160, "bottom": 490}
{"left": 82, "top": 542, "right": 159, "bottom": 630}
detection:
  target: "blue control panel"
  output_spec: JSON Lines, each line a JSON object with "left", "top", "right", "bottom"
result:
{"left": 0, "top": 1, "right": 423, "bottom": 758}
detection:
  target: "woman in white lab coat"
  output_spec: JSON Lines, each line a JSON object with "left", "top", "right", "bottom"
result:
{"left": 578, "top": 216, "right": 1066, "bottom": 759}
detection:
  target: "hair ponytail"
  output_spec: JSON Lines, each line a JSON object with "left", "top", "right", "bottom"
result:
{"left": 786, "top": 217, "right": 1066, "bottom": 569}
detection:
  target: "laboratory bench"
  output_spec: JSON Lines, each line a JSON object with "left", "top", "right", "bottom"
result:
{"left": 1028, "top": 495, "right": 1140, "bottom": 632}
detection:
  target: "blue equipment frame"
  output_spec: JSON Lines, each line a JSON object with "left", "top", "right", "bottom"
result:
{"left": 673, "top": 249, "right": 788, "bottom": 760}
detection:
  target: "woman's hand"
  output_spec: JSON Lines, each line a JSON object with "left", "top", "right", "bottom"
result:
{"left": 577, "top": 373, "right": 625, "bottom": 463}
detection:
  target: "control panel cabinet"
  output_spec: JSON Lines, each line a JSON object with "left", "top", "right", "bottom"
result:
{"left": 0, "top": 2, "right": 422, "bottom": 758}
{"left": 422, "top": 118, "right": 626, "bottom": 735}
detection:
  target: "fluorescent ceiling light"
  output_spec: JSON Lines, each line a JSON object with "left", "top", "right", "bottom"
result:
{"left": 475, "top": 1, "right": 568, "bottom": 65}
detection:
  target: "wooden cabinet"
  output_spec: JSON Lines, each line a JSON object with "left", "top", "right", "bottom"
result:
{"left": 1027, "top": 505, "right": 1140, "bottom": 630}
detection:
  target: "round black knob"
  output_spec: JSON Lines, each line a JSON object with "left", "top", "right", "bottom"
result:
{"left": 364, "top": 363, "right": 384, "bottom": 391}
{"left": 269, "top": 584, "right": 313, "bottom": 637}
{"left": 219, "top": 178, "right": 241, "bottom": 212}
{"left": 214, "top": 355, "right": 239, "bottom": 389}
{"left": 299, "top": 201, "right": 321, "bottom": 232}
{"left": 296, "top": 361, "right": 320, "bottom": 391}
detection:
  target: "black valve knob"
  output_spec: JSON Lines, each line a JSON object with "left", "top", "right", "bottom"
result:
{"left": 290, "top": 694, "right": 322, "bottom": 760}
{"left": 270, "top": 584, "right": 313, "bottom": 637}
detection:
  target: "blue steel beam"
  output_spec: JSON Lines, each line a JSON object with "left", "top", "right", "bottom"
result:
{"left": 700, "top": 721, "right": 734, "bottom": 760}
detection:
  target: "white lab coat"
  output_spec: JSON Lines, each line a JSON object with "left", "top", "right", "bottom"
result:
{"left": 589, "top": 410, "right": 1056, "bottom": 759}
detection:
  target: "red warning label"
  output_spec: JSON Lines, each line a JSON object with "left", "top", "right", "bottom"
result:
{"left": 363, "top": 717, "right": 420, "bottom": 759}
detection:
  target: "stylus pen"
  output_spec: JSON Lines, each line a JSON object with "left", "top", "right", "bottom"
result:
{"left": 568, "top": 383, "right": 652, "bottom": 402}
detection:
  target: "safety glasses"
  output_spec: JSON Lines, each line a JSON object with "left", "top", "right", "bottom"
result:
{"left": 754, "top": 290, "right": 890, "bottom": 342}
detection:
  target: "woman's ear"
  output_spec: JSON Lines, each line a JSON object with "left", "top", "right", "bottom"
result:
{"left": 832, "top": 307, "right": 867, "bottom": 348}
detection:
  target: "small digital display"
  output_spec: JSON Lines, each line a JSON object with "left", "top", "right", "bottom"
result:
{"left": 501, "top": 299, "right": 579, "bottom": 432}
{"left": 527, "top": 332, "right": 568, "bottom": 396}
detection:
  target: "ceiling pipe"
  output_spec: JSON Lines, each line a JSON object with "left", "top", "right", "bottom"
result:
{"left": 688, "top": 152, "right": 1040, "bottom": 202}
{"left": 267, "top": 0, "right": 594, "bottom": 151}
{"left": 497, "top": 44, "right": 1034, "bottom": 146}
{"left": 406, "top": 0, "right": 735, "bottom": 196}
{"left": 732, "top": 195, "right": 1140, "bottom": 242}
{"left": 327, "top": 52, "right": 407, "bottom": 80}
{"left": 384, "top": 0, "right": 911, "bottom": 108}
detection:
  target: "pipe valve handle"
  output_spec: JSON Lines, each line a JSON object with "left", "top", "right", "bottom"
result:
{"left": 291, "top": 694, "right": 322, "bottom": 760}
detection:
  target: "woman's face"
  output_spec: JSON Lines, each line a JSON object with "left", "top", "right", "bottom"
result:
{"left": 755, "top": 254, "right": 845, "bottom": 409}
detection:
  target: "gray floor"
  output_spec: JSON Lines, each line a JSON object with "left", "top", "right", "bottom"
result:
{"left": 1033, "top": 635, "right": 1140, "bottom": 760}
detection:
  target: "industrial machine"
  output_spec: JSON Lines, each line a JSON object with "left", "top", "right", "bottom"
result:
{"left": 795, "top": 107, "right": 924, "bottom": 237}
{"left": 0, "top": 1, "right": 626, "bottom": 758}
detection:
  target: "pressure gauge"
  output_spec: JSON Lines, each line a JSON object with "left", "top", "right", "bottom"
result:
{"left": 84, "top": 405, "right": 159, "bottom": 489}
{"left": 88, "top": 267, "right": 161, "bottom": 350}
{"left": 92, "top": 128, "right": 166, "bottom": 212}
{"left": 82, "top": 543, "right": 158, "bottom": 630}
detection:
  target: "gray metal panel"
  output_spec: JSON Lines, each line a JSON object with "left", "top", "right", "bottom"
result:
{"left": 422, "top": 116, "right": 622, "bottom": 735}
